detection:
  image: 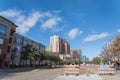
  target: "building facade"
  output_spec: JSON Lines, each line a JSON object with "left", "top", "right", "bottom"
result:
{"left": 71, "top": 49, "right": 82, "bottom": 61}
{"left": 11, "top": 33, "right": 45, "bottom": 66}
{"left": 82, "top": 55, "right": 89, "bottom": 63}
{"left": 0, "top": 16, "right": 17, "bottom": 68}
{"left": 0, "top": 16, "right": 45, "bottom": 68}
{"left": 49, "top": 35, "right": 70, "bottom": 60}
{"left": 49, "top": 35, "right": 70, "bottom": 54}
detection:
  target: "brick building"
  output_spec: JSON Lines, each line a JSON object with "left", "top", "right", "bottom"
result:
{"left": 0, "top": 16, "right": 45, "bottom": 68}
{"left": 0, "top": 16, "right": 17, "bottom": 68}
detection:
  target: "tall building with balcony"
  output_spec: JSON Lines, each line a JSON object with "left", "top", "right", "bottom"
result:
{"left": 0, "top": 16, "right": 45, "bottom": 68}
{"left": 0, "top": 16, "right": 17, "bottom": 68}
{"left": 49, "top": 35, "right": 60, "bottom": 53}
{"left": 11, "top": 33, "right": 45, "bottom": 66}
{"left": 49, "top": 35, "right": 70, "bottom": 60}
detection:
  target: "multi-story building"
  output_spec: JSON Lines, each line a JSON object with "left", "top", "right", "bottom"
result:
{"left": 49, "top": 35, "right": 70, "bottom": 60}
{"left": 82, "top": 55, "right": 89, "bottom": 63}
{"left": 0, "top": 16, "right": 45, "bottom": 68}
{"left": 11, "top": 33, "right": 45, "bottom": 66}
{"left": 71, "top": 49, "right": 82, "bottom": 61}
{"left": 64, "top": 42, "right": 70, "bottom": 55}
{"left": 49, "top": 35, "right": 70, "bottom": 54}
{"left": 0, "top": 16, "right": 17, "bottom": 68}
{"left": 49, "top": 35, "right": 60, "bottom": 53}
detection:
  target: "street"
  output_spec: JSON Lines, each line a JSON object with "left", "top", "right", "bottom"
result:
{"left": 0, "top": 68, "right": 62, "bottom": 80}
{"left": 0, "top": 66, "right": 120, "bottom": 80}
{"left": 81, "top": 65, "right": 120, "bottom": 80}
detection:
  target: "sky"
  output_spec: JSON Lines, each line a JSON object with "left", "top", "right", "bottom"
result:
{"left": 0, "top": 0, "right": 120, "bottom": 60}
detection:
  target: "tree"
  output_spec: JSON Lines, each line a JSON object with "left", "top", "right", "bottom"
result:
{"left": 34, "top": 53, "right": 40, "bottom": 60}
{"left": 39, "top": 52, "right": 48, "bottom": 61}
{"left": 47, "top": 52, "right": 61, "bottom": 64}
{"left": 42, "top": 51, "right": 62, "bottom": 67}
{"left": 21, "top": 44, "right": 37, "bottom": 66}
{"left": 100, "top": 34, "right": 120, "bottom": 62}
{"left": 92, "top": 57, "right": 101, "bottom": 64}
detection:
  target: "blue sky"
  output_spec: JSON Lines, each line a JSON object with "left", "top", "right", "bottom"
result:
{"left": 0, "top": 0, "right": 120, "bottom": 60}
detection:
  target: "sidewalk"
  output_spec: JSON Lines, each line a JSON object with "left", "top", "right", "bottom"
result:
{"left": 0, "top": 68, "right": 62, "bottom": 80}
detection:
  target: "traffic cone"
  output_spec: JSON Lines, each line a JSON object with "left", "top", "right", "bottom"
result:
{"left": 85, "top": 69, "right": 89, "bottom": 76}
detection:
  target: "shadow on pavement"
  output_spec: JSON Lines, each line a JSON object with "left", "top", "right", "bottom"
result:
{"left": 0, "top": 67, "right": 58, "bottom": 79}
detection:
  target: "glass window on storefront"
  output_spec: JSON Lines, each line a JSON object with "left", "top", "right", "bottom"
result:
{"left": 0, "top": 24, "right": 7, "bottom": 37}
{"left": 0, "top": 38, "right": 4, "bottom": 44}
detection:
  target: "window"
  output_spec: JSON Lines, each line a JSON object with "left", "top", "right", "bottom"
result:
{"left": 23, "top": 40, "right": 28, "bottom": 46}
{"left": 0, "top": 38, "right": 4, "bottom": 44}
{"left": 56, "top": 38, "right": 59, "bottom": 42}
{"left": 12, "top": 45, "right": 21, "bottom": 52}
{"left": 22, "top": 48, "right": 26, "bottom": 52}
{"left": 16, "top": 46, "right": 20, "bottom": 51}
{"left": 0, "top": 24, "right": 7, "bottom": 37}
{"left": 10, "top": 30, "right": 15, "bottom": 36}
{"left": 7, "top": 46, "right": 10, "bottom": 53}
{"left": 0, "top": 49, "right": 2, "bottom": 55}
{"left": 9, "top": 37, "right": 12, "bottom": 43}
{"left": 16, "top": 38, "right": 21, "bottom": 44}
{"left": 14, "top": 37, "right": 21, "bottom": 44}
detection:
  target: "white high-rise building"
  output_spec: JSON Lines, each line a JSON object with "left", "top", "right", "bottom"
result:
{"left": 49, "top": 35, "right": 61, "bottom": 52}
{"left": 49, "top": 35, "right": 70, "bottom": 59}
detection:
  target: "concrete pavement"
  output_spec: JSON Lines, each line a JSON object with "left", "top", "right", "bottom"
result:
{"left": 0, "top": 68, "right": 62, "bottom": 80}
{"left": 0, "top": 66, "right": 120, "bottom": 80}
{"left": 53, "top": 74, "right": 104, "bottom": 80}
{"left": 81, "top": 65, "right": 120, "bottom": 80}
{"left": 53, "top": 65, "right": 120, "bottom": 80}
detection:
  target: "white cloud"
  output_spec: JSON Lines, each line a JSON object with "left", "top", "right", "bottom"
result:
{"left": 53, "top": 10, "right": 61, "bottom": 14}
{"left": 41, "top": 16, "right": 61, "bottom": 29}
{"left": 67, "top": 28, "right": 79, "bottom": 39}
{"left": 44, "top": 11, "right": 53, "bottom": 17}
{"left": 0, "top": 9, "right": 62, "bottom": 34}
{"left": 67, "top": 28, "right": 83, "bottom": 39}
{"left": 84, "top": 32, "right": 110, "bottom": 42}
{"left": 16, "top": 11, "right": 43, "bottom": 34}
{"left": 0, "top": 9, "right": 20, "bottom": 17}
{"left": 117, "top": 29, "right": 120, "bottom": 33}
{"left": 79, "top": 30, "right": 83, "bottom": 35}
{"left": 52, "top": 26, "right": 64, "bottom": 32}
{"left": 0, "top": 9, "right": 43, "bottom": 34}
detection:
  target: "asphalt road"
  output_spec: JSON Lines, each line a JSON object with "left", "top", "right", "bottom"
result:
{"left": 0, "top": 68, "right": 62, "bottom": 80}
{"left": 0, "top": 66, "right": 119, "bottom": 80}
